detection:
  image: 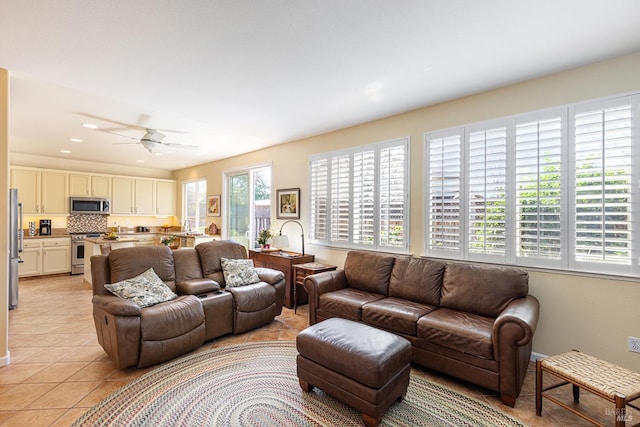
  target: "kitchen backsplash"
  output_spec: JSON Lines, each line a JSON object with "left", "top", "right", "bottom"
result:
{"left": 66, "top": 214, "right": 108, "bottom": 233}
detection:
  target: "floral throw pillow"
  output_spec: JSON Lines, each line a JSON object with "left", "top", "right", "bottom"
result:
{"left": 104, "top": 268, "right": 178, "bottom": 308}
{"left": 221, "top": 257, "right": 260, "bottom": 288}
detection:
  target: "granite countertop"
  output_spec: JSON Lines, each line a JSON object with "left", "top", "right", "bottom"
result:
{"left": 85, "top": 236, "right": 139, "bottom": 244}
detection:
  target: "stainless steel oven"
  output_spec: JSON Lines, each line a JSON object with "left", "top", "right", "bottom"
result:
{"left": 71, "top": 234, "right": 85, "bottom": 275}
{"left": 70, "top": 233, "right": 101, "bottom": 275}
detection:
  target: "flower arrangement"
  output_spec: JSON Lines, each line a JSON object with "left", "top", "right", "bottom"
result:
{"left": 257, "top": 228, "right": 273, "bottom": 247}
{"left": 160, "top": 236, "right": 175, "bottom": 246}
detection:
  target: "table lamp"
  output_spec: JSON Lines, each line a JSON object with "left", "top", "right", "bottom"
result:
{"left": 276, "top": 220, "right": 305, "bottom": 255}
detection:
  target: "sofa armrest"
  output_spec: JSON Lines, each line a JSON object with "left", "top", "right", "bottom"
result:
{"left": 92, "top": 294, "right": 142, "bottom": 316}
{"left": 176, "top": 278, "right": 220, "bottom": 295}
{"left": 493, "top": 294, "right": 540, "bottom": 407}
{"left": 255, "top": 267, "right": 285, "bottom": 285}
{"left": 493, "top": 295, "right": 540, "bottom": 347}
{"left": 304, "top": 270, "right": 348, "bottom": 324}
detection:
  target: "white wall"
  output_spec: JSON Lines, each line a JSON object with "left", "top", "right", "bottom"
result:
{"left": 1, "top": 69, "right": 10, "bottom": 365}
{"left": 174, "top": 51, "right": 640, "bottom": 370}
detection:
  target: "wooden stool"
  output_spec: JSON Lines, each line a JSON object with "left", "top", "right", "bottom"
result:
{"left": 536, "top": 350, "right": 640, "bottom": 426}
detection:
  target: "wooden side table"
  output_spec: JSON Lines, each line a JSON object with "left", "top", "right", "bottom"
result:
{"left": 293, "top": 262, "right": 337, "bottom": 313}
{"left": 249, "top": 250, "right": 314, "bottom": 308}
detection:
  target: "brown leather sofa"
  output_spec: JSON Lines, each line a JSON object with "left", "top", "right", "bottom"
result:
{"left": 91, "top": 240, "right": 285, "bottom": 369}
{"left": 304, "top": 251, "right": 540, "bottom": 407}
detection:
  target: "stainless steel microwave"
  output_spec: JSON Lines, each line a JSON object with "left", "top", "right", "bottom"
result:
{"left": 70, "top": 197, "right": 110, "bottom": 214}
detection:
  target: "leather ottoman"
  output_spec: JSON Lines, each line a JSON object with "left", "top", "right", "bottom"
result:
{"left": 296, "top": 317, "right": 411, "bottom": 427}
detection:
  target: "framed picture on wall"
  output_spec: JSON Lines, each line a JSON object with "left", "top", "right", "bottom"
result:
{"left": 207, "top": 194, "right": 221, "bottom": 217}
{"left": 276, "top": 188, "right": 300, "bottom": 219}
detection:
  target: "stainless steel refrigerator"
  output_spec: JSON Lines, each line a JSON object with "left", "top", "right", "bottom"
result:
{"left": 9, "top": 188, "right": 23, "bottom": 309}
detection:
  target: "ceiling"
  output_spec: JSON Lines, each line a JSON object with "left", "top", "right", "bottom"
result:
{"left": 1, "top": 1, "right": 639, "bottom": 172}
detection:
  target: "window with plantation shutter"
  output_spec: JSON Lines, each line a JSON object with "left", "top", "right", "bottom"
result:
{"left": 425, "top": 93, "right": 640, "bottom": 278}
{"left": 330, "top": 153, "right": 351, "bottom": 244}
{"left": 379, "top": 143, "right": 407, "bottom": 249}
{"left": 467, "top": 125, "right": 507, "bottom": 260}
{"left": 353, "top": 150, "right": 376, "bottom": 246}
{"left": 309, "top": 156, "right": 328, "bottom": 241}
{"left": 573, "top": 101, "right": 633, "bottom": 272}
{"left": 426, "top": 131, "right": 463, "bottom": 257}
{"left": 309, "top": 137, "right": 409, "bottom": 252}
{"left": 515, "top": 113, "right": 563, "bottom": 266}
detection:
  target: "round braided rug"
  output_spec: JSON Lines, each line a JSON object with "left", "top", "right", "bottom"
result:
{"left": 73, "top": 341, "right": 525, "bottom": 427}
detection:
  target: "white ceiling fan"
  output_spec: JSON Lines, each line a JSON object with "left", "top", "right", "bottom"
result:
{"left": 105, "top": 128, "right": 198, "bottom": 154}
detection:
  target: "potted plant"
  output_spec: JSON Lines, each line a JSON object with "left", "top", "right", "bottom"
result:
{"left": 257, "top": 228, "right": 273, "bottom": 248}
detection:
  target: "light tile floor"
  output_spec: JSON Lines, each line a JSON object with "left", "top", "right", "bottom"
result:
{"left": 2, "top": 274, "right": 637, "bottom": 426}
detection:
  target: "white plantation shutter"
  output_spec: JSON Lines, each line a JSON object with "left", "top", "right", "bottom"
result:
{"left": 379, "top": 143, "right": 407, "bottom": 249}
{"left": 426, "top": 131, "right": 463, "bottom": 257}
{"left": 309, "top": 138, "right": 409, "bottom": 252}
{"left": 573, "top": 100, "right": 633, "bottom": 272}
{"left": 467, "top": 125, "right": 507, "bottom": 260}
{"left": 353, "top": 150, "right": 376, "bottom": 246}
{"left": 309, "top": 156, "right": 328, "bottom": 242}
{"left": 330, "top": 153, "right": 351, "bottom": 245}
{"left": 515, "top": 114, "right": 563, "bottom": 266}
{"left": 425, "top": 93, "right": 640, "bottom": 278}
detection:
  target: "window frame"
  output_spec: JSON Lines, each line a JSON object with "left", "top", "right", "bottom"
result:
{"left": 309, "top": 137, "right": 410, "bottom": 253}
{"left": 424, "top": 92, "right": 640, "bottom": 278}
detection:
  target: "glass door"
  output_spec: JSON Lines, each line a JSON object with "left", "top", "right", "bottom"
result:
{"left": 226, "top": 166, "right": 271, "bottom": 250}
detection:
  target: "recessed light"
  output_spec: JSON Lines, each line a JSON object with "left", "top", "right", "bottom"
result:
{"left": 70, "top": 138, "right": 83, "bottom": 143}
{"left": 81, "top": 123, "right": 98, "bottom": 129}
{"left": 136, "top": 160, "right": 145, "bottom": 163}
{"left": 60, "top": 149, "right": 71, "bottom": 154}
{"left": 154, "top": 152, "right": 163, "bottom": 156}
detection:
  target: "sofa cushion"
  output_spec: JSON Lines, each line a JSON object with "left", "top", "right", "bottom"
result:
{"left": 220, "top": 258, "right": 260, "bottom": 287}
{"left": 173, "top": 248, "right": 205, "bottom": 282}
{"left": 417, "top": 308, "right": 494, "bottom": 360}
{"left": 318, "top": 288, "right": 385, "bottom": 321}
{"left": 104, "top": 267, "right": 178, "bottom": 308}
{"left": 343, "top": 251, "right": 396, "bottom": 295}
{"left": 388, "top": 257, "right": 445, "bottom": 306}
{"left": 226, "top": 282, "right": 276, "bottom": 312}
{"left": 362, "top": 297, "right": 437, "bottom": 336}
{"left": 196, "top": 240, "right": 247, "bottom": 285}
{"left": 140, "top": 295, "right": 204, "bottom": 340}
{"left": 439, "top": 263, "right": 528, "bottom": 318}
{"left": 109, "top": 246, "right": 176, "bottom": 291}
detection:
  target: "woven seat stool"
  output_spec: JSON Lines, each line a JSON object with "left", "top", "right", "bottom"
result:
{"left": 536, "top": 350, "right": 640, "bottom": 427}
{"left": 296, "top": 318, "right": 412, "bottom": 427}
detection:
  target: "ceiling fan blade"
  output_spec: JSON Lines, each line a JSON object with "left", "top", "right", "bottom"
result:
{"left": 100, "top": 129, "right": 139, "bottom": 140}
{"left": 163, "top": 142, "right": 199, "bottom": 150}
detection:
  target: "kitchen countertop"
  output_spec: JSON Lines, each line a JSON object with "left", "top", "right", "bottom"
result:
{"left": 85, "top": 236, "right": 140, "bottom": 244}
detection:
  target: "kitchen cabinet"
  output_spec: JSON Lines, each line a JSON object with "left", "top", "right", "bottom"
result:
{"left": 19, "top": 237, "right": 71, "bottom": 277}
{"left": 11, "top": 167, "right": 68, "bottom": 214}
{"left": 135, "top": 179, "right": 155, "bottom": 214}
{"left": 20, "top": 240, "right": 43, "bottom": 277}
{"left": 111, "top": 177, "right": 158, "bottom": 215}
{"left": 111, "top": 177, "right": 135, "bottom": 214}
{"left": 133, "top": 234, "right": 157, "bottom": 246}
{"left": 69, "top": 173, "right": 111, "bottom": 197}
{"left": 155, "top": 180, "right": 176, "bottom": 215}
{"left": 249, "top": 249, "right": 314, "bottom": 309}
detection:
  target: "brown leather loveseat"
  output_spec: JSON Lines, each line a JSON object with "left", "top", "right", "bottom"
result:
{"left": 91, "top": 240, "right": 285, "bottom": 369}
{"left": 304, "top": 251, "right": 540, "bottom": 407}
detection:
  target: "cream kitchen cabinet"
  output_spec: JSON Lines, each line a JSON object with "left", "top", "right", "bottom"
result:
{"left": 19, "top": 237, "right": 71, "bottom": 277}
{"left": 133, "top": 234, "right": 157, "bottom": 246}
{"left": 155, "top": 180, "right": 176, "bottom": 215}
{"left": 111, "top": 177, "right": 157, "bottom": 215}
{"left": 69, "top": 173, "right": 111, "bottom": 198}
{"left": 20, "top": 240, "right": 43, "bottom": 277}
{"left": 11, "top": 167, "right": 68, "bottom": 214}
{"left": 135, "top": 179, "right": 155, "bottom": 214}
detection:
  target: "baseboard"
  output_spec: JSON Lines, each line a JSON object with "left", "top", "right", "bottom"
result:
{"left": 0, "top": 351, "right": 10, "bottom": 367}
{"left": 531, "top": 351, "right": 548, "bottom": 361}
